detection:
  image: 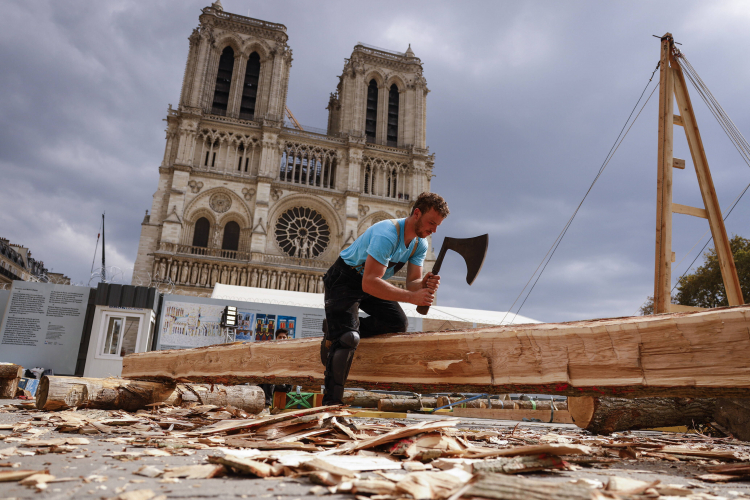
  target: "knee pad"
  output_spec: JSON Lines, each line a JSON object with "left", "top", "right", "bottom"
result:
{"left": 338, "top": 330, "right": 360, "bottom": 348}
{"left": 322, "top": 331, "right": 360, "bottom": 404}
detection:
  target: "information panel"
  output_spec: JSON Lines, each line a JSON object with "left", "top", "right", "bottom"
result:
{"left": 158, "top": 296, "right": 327, "bottom": 350}
{"left": 0, "top": 282, "right": 91, "bottom": 374}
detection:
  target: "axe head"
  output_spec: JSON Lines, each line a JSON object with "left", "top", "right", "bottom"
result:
{"left": 439, "top": 234, "right": 489, "bottom": 285}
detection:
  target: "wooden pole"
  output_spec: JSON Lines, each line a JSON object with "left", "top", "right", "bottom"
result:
{"left": 654, "top": 33, "right": 675, "bottom": 314}
{"left": 670, "top": 54, "right": 744, "bottom": 306}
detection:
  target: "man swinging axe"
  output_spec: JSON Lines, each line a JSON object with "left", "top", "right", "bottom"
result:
{"left": 320, "top": 192, "right": 449, "bottom": 405}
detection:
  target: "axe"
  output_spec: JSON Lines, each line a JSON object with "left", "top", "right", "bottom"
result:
{"left": 416, "top": 234, "right": 489, "bottom": 315}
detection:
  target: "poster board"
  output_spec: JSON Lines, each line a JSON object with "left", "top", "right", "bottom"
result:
{"left": 157, "top": 294, "right": 328, "bottom": 350}
{"left": 156, "top": 290, "right": 423, "bottom": 351}
{"left": 0, "top": 281, "right": 91, "bottom": 375}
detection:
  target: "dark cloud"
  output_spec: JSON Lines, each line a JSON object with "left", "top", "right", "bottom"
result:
{"left": 2, "top": 0, "right": 749, "bottom": 322}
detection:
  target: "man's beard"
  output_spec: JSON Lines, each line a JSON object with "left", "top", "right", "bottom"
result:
{"left": 415, "top": 217, "right": 429, "bottom": 237}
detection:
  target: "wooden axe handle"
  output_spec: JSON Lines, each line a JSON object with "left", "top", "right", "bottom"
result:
{"left": 416, "top": 247, "right": 447, "bottom": 316}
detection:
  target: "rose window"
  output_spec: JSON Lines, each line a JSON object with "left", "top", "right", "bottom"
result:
{"left": 275, "top": 207, "right": 330, "bottom": 258}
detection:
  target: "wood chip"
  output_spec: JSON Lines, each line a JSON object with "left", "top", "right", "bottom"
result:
{"left": 112, "top": 489, "right": 156, "bottom": 500}
{"left": 208, "top": 454, "right": 273, "bottom": 477}
{"left": 162, "top": 464, "right": 225, "bottom": 479}
{"left": 301, "top": 458, "right": 357, "bottom": 478}
{"left": 134, "top": 465, "right": 163, "bottom": 478}
{"left": 352, "top": 478, "right": 399, "bottom": 496}
{"left": 0, "top": 469, "right": 43, "bottom": 482}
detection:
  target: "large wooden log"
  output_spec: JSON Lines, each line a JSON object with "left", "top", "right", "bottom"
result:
{"left": 36, "top": 376, "right": 265, "bottom": 413}
{"left": 568, "top": 396, "right": 717, "bottom": 434}
{"left": 713, "top": 399, "right": 750, "bottom": 441}
{"left": 0, "top": 364, "right": 23, "bottom": 398}
{"left": 122, "top": 305, "right": 750, "bottom": 397}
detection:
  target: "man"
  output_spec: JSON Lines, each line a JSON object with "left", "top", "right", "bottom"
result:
{"left": 259, "top": 328, "right": 291, "bottom": 405}
{"left": 321, "top": 192, "right": 450, "bottom": 405}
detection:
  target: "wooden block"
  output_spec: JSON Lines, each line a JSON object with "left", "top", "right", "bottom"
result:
{"left": 272, "top": 391, "right": 287, "bottom": 410}
{"left": 673, "top": 203, "right": 707, "bottom": 218}
{"left": 673, "top": 158, "right": 686, "bottom": 169}
{"left": 452, "top": 407, "right": 574, "bottom": 424}
{"left": 673, "top": 114, "right": 684, "bottom": 126}
{"left": 123, "top": 305, "right": 750, "bottom": 398}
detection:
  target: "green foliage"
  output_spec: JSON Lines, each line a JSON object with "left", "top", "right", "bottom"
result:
{"left": 674, "top": 235, "right": 750, "bottom": 308}
{"left": 640, "top": 235, "right": 749, "bottom": 314}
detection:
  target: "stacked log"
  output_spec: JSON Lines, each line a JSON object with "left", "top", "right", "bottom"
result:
{"left": 0, "top": 363, "right": 24, "bottom": 398}
{"left": 568, "top": 396, "right": 717, "bottom": 434}
{"left": 378, "top": 398, "right": 438, "bottom": 412}
{"left": 36, "top": 376, "right": 264, "bottom": 414}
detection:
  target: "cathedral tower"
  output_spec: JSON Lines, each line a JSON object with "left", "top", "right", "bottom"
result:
{"left": 132, "top": 2, "right": 435, "bottom": 295}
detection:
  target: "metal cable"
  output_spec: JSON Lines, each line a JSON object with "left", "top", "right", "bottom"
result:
{"left": 503, "top": 65, "right": 661, "bottom": 324}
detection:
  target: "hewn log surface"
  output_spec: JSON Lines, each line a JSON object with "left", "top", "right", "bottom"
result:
{"left": 568, "top": 396, "right": 717, "bottom": 434}
{"left": 122, "top": 305, "right": 750, "bottom": 397}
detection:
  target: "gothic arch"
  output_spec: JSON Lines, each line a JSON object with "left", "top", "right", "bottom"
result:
{"left": 183, "top": 187, "right": 253, "bottom": 230}
{"left": 364, "top": 70, "right": 385, "bottom": 87}
{"left": 266, "top": 194, "right": 343, "bottom": 259}
{"left": 357, "top": 210, "right": 395, "bottom": 236}
{"left": 217, "top": 210, "right": 250, "bottom": 229}
{"left": 214, "top": 34, "right": 243, "bottom": 55}
{"left": 385, "top": 75, "right": 406, "bottom": 92}
{"left": 243, "top": 41, "right": 271, "bottom": 61}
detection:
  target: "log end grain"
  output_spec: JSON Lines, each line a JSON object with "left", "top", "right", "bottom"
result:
{"left": 568, "top": 397, "right": 595, "bottom": 429}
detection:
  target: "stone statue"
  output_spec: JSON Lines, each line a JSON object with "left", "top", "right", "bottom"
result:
{"left": 210, "top": 265, "right": 219, "bottom": 286}
{"left": 240, "top": 268, "right": 247, "bottom": 286}
{"left": 260, "top": 270, "right": 268, "bottom": 288}
{"left": 220, "top": 266, "right": 228, "bottom": 284}
{"left": 213, "top": 229, "right": 222, "bottom": 248}
{"left": 291, "top": 237, "right": 300, "bottom": 257}
{"left": 200, "top": 264, "right": 208, "bottom": 286}
{"left": 190, "top": 263, "right": 199, "bottom": 284}
{"left": 317, "top": 276, "right": 324, "bottom": 293}
{"left": 300, "top": 237, "right": 310, "bottom": 259}
{"left": 289, "top": 273, "right": 297, "bottom": 291}
{"left": 180, "top": 262, "right": 189, "bottom": 283}
{"left": 250, "top": 268, "right": 258, "bottom": 287}
{"left": 158, "top": 259, "right": 167, "bottom": 280}
{"left": 279, "top": 272, "right": 287, "bottom": 290}
{"left": 269, "top": 271, "right": 277, "bottom": 289}
{"left": 230, "top": 266, "right": 238, "bottom": 286}
{"left": 170, "top": 261, "right": 178, "bottom": 282}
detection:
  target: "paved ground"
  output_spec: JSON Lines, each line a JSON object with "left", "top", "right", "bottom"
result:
{"left": 2, "top": 399, "right": 749, "bottom": 500}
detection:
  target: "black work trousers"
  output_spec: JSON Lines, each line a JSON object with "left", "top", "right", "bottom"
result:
{"left": 323, "top": 257, "right": 408, "bottom": 340}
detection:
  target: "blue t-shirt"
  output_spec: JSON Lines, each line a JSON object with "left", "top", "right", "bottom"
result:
{"left": 340, "top": 218, "right": 428, "bottom": 280}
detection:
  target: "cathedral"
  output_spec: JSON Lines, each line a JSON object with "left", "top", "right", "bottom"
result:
{"left": 132, "top": 1, "right": 436, "bottom": 295}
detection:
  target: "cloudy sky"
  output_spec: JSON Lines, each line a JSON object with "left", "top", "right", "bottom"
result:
{"left": 2, "top": 0, "right": 749, "bottom": 323}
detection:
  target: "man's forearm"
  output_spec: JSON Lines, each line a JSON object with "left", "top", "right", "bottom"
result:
{"left": 362, "top": 276, "right": 415, "bottom": 302}
{"left": 406, "top": 278, "right": 423, "bottom": 292}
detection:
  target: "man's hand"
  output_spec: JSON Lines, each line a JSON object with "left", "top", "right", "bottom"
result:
{"left": 411, "top": 287, "right": 435, "bottom": 306}
{"left": 421, "top": 272, "right": 440, "bottom": 292}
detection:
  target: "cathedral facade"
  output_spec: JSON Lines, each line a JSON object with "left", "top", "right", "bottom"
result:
{"left": 132, "top": 1, "right": 435, "bottom": 295}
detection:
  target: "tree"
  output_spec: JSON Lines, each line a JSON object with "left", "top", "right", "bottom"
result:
{"left": 640, "top": 235, "right": 750, "bottom": 315}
